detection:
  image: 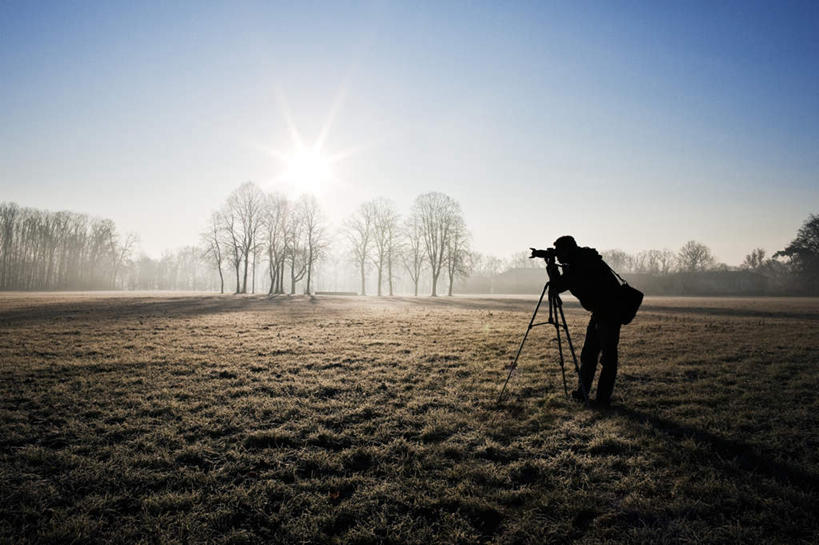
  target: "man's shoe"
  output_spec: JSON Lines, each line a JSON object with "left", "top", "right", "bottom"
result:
{"left": 590, "top": 398, "right": 611, "bottom": 409}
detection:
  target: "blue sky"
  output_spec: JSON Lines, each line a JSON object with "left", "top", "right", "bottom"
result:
{"left": 1, "top": 1, "right": 817, "bottom": 264}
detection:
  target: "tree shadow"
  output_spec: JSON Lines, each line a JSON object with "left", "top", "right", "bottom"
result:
{"left": 0, "top": 294, "right": 342, "bottom": 328}
{"left": 611, "top": 405, "right": 819, "bottom": 494}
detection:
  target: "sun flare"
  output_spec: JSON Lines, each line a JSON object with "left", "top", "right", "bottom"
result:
{"left": 282, "top": 147, "right": 333, "bottom": 194}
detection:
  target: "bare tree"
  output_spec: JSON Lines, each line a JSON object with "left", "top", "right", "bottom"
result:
{"left": 742, "top": 248, "right": 766, "bottom": 271}
{"left": 65, "top": 213, "right": 89, "bottom": 288}
{"left": 0, "top": 203, "right": 19, "bottom": 288}
{"left": 677, "top": 240, "right": 715, "bottom": 272}
{"left": 412, "top": 192, "right": 462, "bottom": 296}
{"left": 220, "top": 206, "right": 243, "bottom": 293}
{"left": 344, "top": 201, "right": 376, "bottom": 295}
{"left": 226, "top": 182, "right": 265, "bottom": 293}
{"left": 384, "top": 208, "right": 401, "bottom": 296}
{"left": 201, "top": 212, "right": 225, "bottom": 293}
{"left": 633, "top": 249, "right": 657, "bottom": 274}
{"left": 370, "top": 198, "right": 400, "bottom": 296}
{"left": 601, "top": 249, "right": 634, "bottom": 273}
{"left": 657, "top": 249, "right": 676, "bottom": 274}
{"left": 125, "top": 246, "right": 222, "bottom": 291}
{"left": 262, "top": 193, "right": 289, "bottom": 295}
{"left": 109, "top": 230, "right": 137, "bottom": 288}
{"left": 401, "top": 213, "right": 425, "bottom": 296}
{"left": 89, "top": 219, "right": 115, "bottom": 288}
{"left": 299, "top": 195, "right": 328, "bottom": 295}
{"left": 286, "top": 204, "right": 307, "bottom": 294}
{"left": 470, "top": 252, "right": 503, "bottom": 277}
{"left": 631, "top": 249, "right": 677, "bottom": 275}
{"left": 444, "top": 215, "right": 470, "bottom": 296}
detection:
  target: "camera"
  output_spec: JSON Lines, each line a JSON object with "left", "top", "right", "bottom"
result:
{"left": 529, "top": 247, "right": 556, "bottom": 261}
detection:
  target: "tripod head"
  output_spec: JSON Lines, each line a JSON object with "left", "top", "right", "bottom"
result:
{"left": 530, "top": 247, "right": 563, "bottom": 285}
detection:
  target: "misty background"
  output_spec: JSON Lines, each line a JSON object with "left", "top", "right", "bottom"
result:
{"left": 1, "top": 191, "right": 816, "bottom": 295}
{"left": 1, "top": 1, "right": 817, "bottom": 292}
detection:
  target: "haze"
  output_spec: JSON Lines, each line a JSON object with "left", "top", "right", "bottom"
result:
{"left": 1, "top": 1, "right": 817, "bottom": 265}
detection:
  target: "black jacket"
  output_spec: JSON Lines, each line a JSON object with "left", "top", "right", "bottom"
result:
{"left": 549, "top": 247, "right": 620, "bottom": 313}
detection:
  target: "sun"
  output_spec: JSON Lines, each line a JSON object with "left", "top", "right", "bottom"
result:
{"left": 282, "top": 147, "right": 333, "bottom": 194}
{"left": 267, "top": 86, "right": 362, "bottom": 195}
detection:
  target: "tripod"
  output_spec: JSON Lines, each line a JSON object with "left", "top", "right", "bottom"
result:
{"left": 496, "top": 274, "right": 589, "bottom": 405}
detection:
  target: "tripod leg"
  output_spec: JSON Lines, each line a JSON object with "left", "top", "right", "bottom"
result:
{"left": 552, "top": 306, "right": 570, "bottom": 398}
{"left": 497, "top": 282, "right": 549, "bottom": 404}
{"left": 556, "top": 299, "right": 589, "bottom": 404}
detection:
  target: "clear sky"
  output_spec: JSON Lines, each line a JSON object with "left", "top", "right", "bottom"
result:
{"left": 1, "top": 1, "right": 817, "bottom": 265}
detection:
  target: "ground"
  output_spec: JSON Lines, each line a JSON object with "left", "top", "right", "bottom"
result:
{"left": 1, "top": 293, "right": 817, "bottom": 544}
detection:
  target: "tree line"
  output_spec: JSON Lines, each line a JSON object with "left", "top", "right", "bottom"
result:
{"left": 568, "top": 239, "right": 801, "bottom": 277}
{"left": 201, "top": 183, "right": 470, "bottom": 297}
{"left": 2, "top": 193, "right": 816, "bottom": 295}
{"left": 0, "top": 201, "right": 226, "bottom": 291}
{"left": 464, "top": 218, "right": 819, "bottom": 295}
{"left": 127, "top": 247, "right": 223, "bottom": 291}
{"left": 586, "top": 228, "right": 818, "bottom": 294}
{"left": 0, "top": 202, "right": 135, "bottom": 290}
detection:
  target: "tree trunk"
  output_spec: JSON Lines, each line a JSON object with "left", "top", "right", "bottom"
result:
{"left": 431, "top": 271, "right": 438, "bottom": 296}
{"left": 267, "top": 249, "right": 274, "bottom": 295}
{"left": 251, "top": 252, "right": 256, "bottom": 293}
{"left": 414, "top": 279, "right": 418, "bottom": 297}
{"left": 388, "top": 256, "right": 393, "bottom": 296}
{"left": 447, "top": 273, "right": 453, "bottom": 296}
{"left": 279, "top": 263, "right": 285, "bottom": 294}
{"left": 218, "top": 267, "right": 224, "bottom": 294}
{"left": 306, "top": 249, "right": 313, "bottom": 295}
{"left": 45, "top": 249, "right": 55, "bottom": 289}
{"left": 235, "top": 263, "right": 240, "bottom": 294}
{"left": 376, "top": 266, "right": 382, "bottom": 296}
{"left": 242, "top": 253, "right": 249, "bottom": 293}
{"left": 360, "top": 262, "right": 366, "bottom": 296}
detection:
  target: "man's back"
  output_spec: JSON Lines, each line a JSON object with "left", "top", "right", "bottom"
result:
{"left": 559, "top": 247, "right": 620, "bottom": 313}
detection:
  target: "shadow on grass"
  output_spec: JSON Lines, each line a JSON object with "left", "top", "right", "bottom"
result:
{"left": 0, "top": 294, "right": 340, "bottom": 327}
{"left": 612, "top": 405, "right": 819, "bottom": 494}
{"left": 3, "top": 295, "right": 817, "bottom": 328}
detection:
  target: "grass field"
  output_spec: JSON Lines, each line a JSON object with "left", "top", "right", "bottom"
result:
{"left": 1, "top": 293, "right": 817, "bottom": 544}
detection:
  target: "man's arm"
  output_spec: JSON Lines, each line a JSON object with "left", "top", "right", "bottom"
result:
{"left": 548, "top": 263, "right": 570, "bottom": 293}
{"left": 529, "top": 248, "right": 570, "bottom": 292}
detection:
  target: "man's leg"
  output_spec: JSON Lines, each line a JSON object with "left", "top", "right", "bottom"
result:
{"left": 595, "top": 316, "right": 621, "bottom": 404}
{"left": 578, "top": 315, "right": 600, "bottom": 396}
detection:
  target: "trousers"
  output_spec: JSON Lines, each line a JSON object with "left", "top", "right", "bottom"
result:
{"left": 579, "top": 312, "right": 621, "bottom": 402}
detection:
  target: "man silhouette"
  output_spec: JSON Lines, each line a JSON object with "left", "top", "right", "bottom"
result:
{"left": 532, "top": 236, "right": 622, "bottom": 407}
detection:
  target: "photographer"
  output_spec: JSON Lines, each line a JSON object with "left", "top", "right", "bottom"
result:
{"left": 531, "top": 236, "right": 622, "bottom": 407}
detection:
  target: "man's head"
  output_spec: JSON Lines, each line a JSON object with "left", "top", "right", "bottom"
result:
{"left": 553, "top": 235, "right": 578, "bottom": 264}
